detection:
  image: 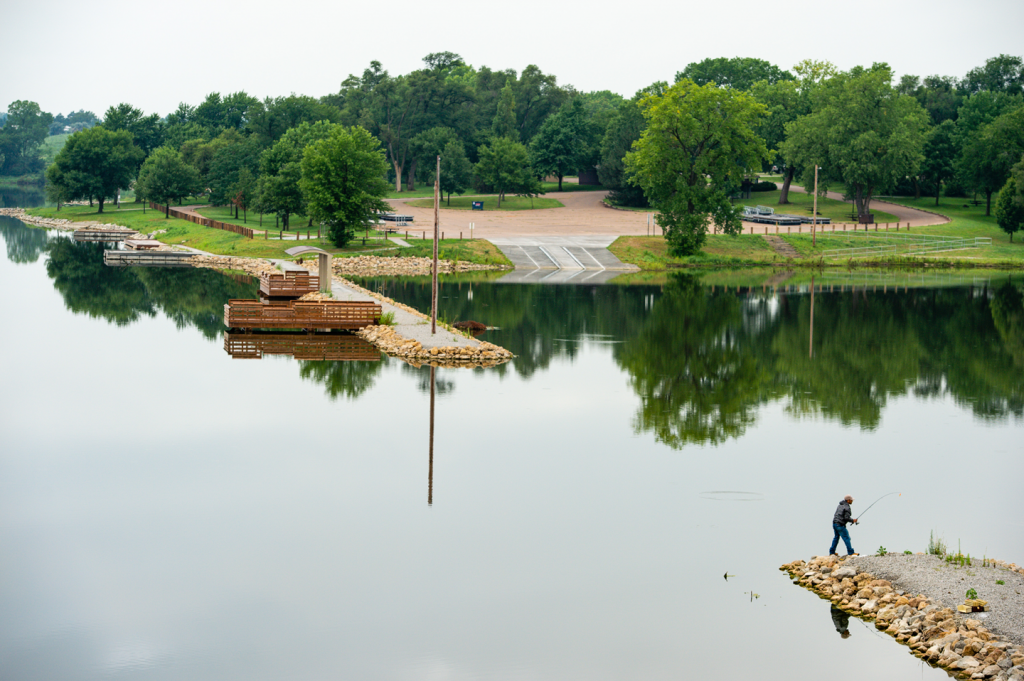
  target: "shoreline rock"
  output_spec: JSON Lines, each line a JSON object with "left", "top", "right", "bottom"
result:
{"left": 782, "top": 554, "right": 1024, "bottom": 680}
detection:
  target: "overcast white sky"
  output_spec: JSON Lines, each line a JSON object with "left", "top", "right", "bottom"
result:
{"left": 2, "top": 0, "right": 1022, "bottom": 118}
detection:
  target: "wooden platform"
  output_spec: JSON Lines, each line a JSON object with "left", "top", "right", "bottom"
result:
{"left": 224, "top": 299, "right": 381, "bottom": 330}
{"left": 104, "top": 250, "right": 196, "bottom": 267}
{"left": 73, "top": 229, "right": 136, "bottom": 242}
{"left": 260, "top": 271, "right": 318, "bottom": 298}
{"left": 223, "top": 331, "right": 381, "bottom": 360}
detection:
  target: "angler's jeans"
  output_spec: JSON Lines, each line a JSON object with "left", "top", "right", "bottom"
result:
{"left": 830, "top": 523, "right": 854, "bottom": 555}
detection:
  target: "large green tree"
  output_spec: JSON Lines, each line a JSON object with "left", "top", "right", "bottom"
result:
{"left": 919, "top": 119, "right": 958, "bottom": 205}
{"left": 437, "top": 140, "right": 472, "bottom": 204}
{"left": 625, "top": 79, "right": 769, "bottom": 256}
{"left": 46, "top": 126, "right": 142, "bottom": 212}
{"left": 781, "top": 64, "right": 929, "bottom": 222}
{"left": 258, "top": 121, "right": 336, "bottom": 228}
{"left": 530, "top": 98, "right": 597, "bottom": 190}
{"left": 961, "top": 54, "right": 1024, "bottom": 96}
{"left": 0, "top": 100, "right": 53, "bottom": 175}
{"left": 958, "top": 105, "right": 1024, "bottom": 215}
{"left": 598, "top": 83, "right": 667, "bottom": 208}
{"left": 676, "top": 57, "right": 794, "bottom": 91}
{"left": 475, "top": 137, "right": 538, "bottom": 207}
{"left": 135, "top": 147, "right": 202, "bottom": 217}
{"left": 300, "top": 125, "right": 390, "bottom": 247}
{"left": 995, "top": 174, "right": 1024, "bottom": 242}
{"left": 101, "top": 103, "right": 164, "bottom": 157}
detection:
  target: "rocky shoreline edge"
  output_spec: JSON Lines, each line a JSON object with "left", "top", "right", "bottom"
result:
{"left": 193, "top": 254, "right": 514, "bottom": 366}
{"left": 781, "top": 554, "right": 1024, "bottom": 680}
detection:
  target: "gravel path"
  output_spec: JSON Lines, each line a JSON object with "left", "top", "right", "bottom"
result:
{"left": 853, "top": 553, "right": 1024, "bottom": 646}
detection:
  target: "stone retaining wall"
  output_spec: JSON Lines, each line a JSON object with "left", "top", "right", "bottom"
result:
{"left": 782, "top": 555, "right": 1024, "bottom": 680}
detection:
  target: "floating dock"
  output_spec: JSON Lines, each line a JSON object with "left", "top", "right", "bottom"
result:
{"left": 73, "top": 229, "right": 136, "bottom": 242}
{"left": 104, "top": 250, "right": 196, "bottom": 267}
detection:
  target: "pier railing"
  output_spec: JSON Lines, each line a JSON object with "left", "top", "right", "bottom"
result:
{"left": 150, "top": 203, "right": 253, "bottom": 239}
{"left": 259, "top": 271, "right": 318, "bottom": 298}
{"left": 224, "top": 299, "right": 381, "bottom": 330}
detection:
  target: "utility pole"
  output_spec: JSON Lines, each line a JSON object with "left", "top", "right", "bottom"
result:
{"left": 812, "top": 164, "right": 820, "bottom": 248}
{"left": 431, "top": 155, "right": 440, "bottom": 335}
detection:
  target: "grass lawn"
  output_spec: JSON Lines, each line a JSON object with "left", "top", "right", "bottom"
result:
{"left": 408, "top": 196, "right": 563, "bottom": 211}
{"left": 374, "top": 238, "right": 512, "bottom": 267}
{"left": 610, "top": 234, "right": 784, "bottom": 270}
{"left": 41, "top": 134, "right": 69, "bottom": 165}
{"left": 26, "top": 205, "right": 390, "bottom": 259}
{"left": 780, "top": 196, "right": 1024, "bottom": 265}
{"left": 540, "top": 181, "right": 605, "bottom": 193}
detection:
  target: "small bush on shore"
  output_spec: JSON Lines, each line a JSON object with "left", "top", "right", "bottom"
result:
{"left": 928, "top": 531, "right": 947, "bottom": 556}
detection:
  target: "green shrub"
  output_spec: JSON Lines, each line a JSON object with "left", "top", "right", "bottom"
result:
{"left": 966, "top": 588, "right": 978, "bottom": 600}
{"left": 996, "top": 580, "right": 1005, "bottom": 585}
{"left": 377, "top": 311, "right": 396, "bottom": 326}
{"left": 928, "top": 531, "right": 947, "bottom": 556}
{"left": 877, "top": 546, "right": 888, "bottom": 556}
{"left": 751, "top": 181, "right": 778, "bottom": 192}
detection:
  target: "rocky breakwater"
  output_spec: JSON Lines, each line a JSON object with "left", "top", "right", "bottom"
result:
{"left": 781, "top": 555, "right": 1024, "bottom": 680}
{"left": 328, "top": 254, "right": 508, "bottom": 277}
{"left": 191, "top": 254, "right": 276, "bottom": 277}
{"left": 356, "top": 324, "right": 513, "bottom": 368}
{"left": 0, "top": 207, "right": 133, "bottom": 233}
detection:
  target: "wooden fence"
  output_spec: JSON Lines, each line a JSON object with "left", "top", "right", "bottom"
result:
{"left": 224, "top": 299, "right": 381, "bottom": 330}
{"left": 150, "top": 203, "right": 254, "bottom": 239}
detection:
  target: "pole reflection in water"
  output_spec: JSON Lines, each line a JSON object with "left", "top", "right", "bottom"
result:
{"left": 809, "top": 275, "right": 815, "bottom": 359}
{"left": 428, "top": 365, "right": 435, "bottom": 506}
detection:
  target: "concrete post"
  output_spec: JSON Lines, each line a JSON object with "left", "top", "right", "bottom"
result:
{"left": 318, "top": 253, "right": 332, "bottom": 292}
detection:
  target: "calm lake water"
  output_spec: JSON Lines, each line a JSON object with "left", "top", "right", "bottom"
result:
{"left": 1, "top": 214, "right": 1022, "bottom": 681}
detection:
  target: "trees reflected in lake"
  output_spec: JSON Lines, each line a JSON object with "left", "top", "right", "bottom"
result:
{"left": 6, "top": 213, "right": 1022, "bottom": 439}
{"left": 43, "top": 236, "right": 256, "bottom": 335}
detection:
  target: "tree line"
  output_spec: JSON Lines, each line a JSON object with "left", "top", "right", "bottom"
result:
{"left": 4, "top": 52, "right": 1023, "bottom": 250}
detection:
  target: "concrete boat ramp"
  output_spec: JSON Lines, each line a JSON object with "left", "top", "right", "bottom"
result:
{"left": 488, "top": 236, "right": 638, "bottom": 277}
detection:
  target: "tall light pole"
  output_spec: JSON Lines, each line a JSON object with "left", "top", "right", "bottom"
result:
{"left": 812, "top": 164, "right": 820, "bottom": 248}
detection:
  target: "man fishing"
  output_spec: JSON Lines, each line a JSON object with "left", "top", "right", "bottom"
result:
{"left": 829, "top": 495, "right": 859, "bottom": 557}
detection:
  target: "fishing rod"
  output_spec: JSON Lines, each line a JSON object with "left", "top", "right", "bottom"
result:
{"left": 854, "top": 492, "right": 900, "bottom": 524}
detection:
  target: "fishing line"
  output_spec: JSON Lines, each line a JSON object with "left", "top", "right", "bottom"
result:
{"left": 855, "top": 492, "right": 901, "bottom": 524}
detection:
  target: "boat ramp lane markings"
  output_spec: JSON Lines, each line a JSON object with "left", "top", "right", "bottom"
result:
{"left": 488, "top": 237, "right": 639, "bottom": 272}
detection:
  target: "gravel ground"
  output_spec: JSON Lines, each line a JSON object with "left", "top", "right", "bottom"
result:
{"left": 852, "top": 553, "right": 1024, "bottom": 645}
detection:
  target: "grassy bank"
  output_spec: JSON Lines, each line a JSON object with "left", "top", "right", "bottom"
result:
{"left": 611, "top": 193, "right": 1024, "bottom": 270}
{"left": 372, "top": 238, "right": 512, "bottom": 267}
{"left": 407, "top": 196, "right": 563, "bottom": 211}
{"left": 24, "top": 204, "right": 510, "bottom": 265}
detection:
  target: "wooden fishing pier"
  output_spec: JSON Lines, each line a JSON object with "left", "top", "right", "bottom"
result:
{"left": 223, "top": 299, "right": 381, "bottom": 330}
{"left": 223, "top": 331, "right": 381, "bottom": 360}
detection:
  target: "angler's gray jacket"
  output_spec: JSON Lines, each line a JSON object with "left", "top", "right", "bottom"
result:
{"left": 833, "top": 500, "right": 854, "bottom": 526}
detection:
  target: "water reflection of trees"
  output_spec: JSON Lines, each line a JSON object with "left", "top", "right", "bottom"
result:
{"left": 298, "top": 359, "right": 385, "bottom": 400}
{"left": 42, "top": 236, "right": 256, "bottom": 336}
{"left": 621, "top": 278, "right": 1024, "bottom": 446}
{"left": 614, "top": 275, "right": 774, "bottom": 447}
{"left": 0, "top": 215, "right": 50, "bottom": 264}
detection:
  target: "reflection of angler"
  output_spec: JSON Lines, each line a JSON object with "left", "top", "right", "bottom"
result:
{"left": 831, "top": 605, "right": 851, "bottom": 639}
